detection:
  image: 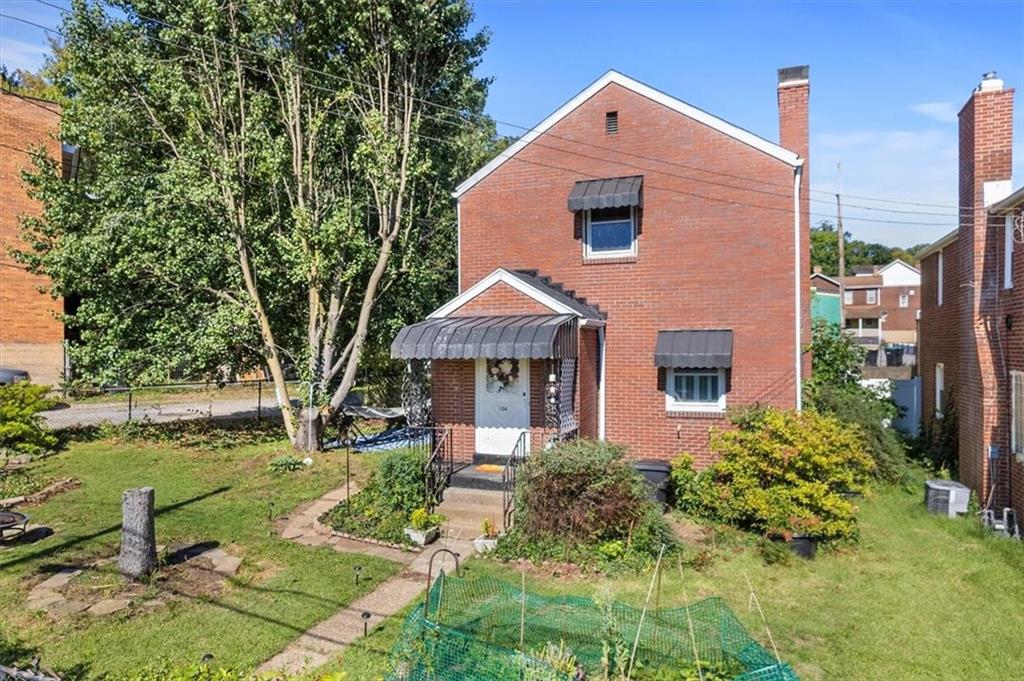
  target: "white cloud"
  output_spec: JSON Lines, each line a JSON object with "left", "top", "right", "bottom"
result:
{"left": 0, "top": 37, "right": 50, "bottom": 73}
{"left": 811, "top": 128, "right": 959, "bottom": 247}
{"left": 910, "top": 101, "right": 959, "bottom": 123}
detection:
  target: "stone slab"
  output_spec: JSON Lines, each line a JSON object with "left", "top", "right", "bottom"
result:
{"left": 35, "top": 568, "right": 82, "bottom": 591}
{"left": 257, "top": 648, "right": 331, "bottom": 675}
{"left": 213, "top": 555, "right": 242, "bottom": 576}
{"left": 281, "top": 525, "right": 306, "bottom": 540}
{"left": 27, "top": 592, "right": 64, "bottom": 610}
{"left": 46, "top": 599, "right": 90, "bottom": 616}
{"left": 88, "top": 598, "right": 131, "bottom": 616}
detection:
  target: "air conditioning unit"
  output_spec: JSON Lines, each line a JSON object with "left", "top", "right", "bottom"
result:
{"left": 924, "top": 480, "right": 971, "bottom": 518}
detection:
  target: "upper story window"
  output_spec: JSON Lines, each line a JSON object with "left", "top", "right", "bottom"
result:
{"left": 843, "top": 290, "right": 853, "bottom": 305}
{"left": 866, "top": 289, "right": 878, "bottom": 305}
{"left": 585, "top": 206, "right": 636, "bottom": 259}
{"left": 938, "top": 250, "right": 944, "bottom": 306}
{"left": 899, "top": 293, "right": 909, "bottom": 308}
{"left": 666, "top": 368, "right": 727, "bottom": 412}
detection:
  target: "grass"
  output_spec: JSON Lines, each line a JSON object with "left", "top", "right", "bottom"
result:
{"left": 331, "top": 484, "right": 1024, "bottom": 681}
{"left": 0, "top": 428, "right": 399, "bottom": 677}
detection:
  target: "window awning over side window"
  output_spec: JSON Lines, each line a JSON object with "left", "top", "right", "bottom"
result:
{"left": 567, "top": 175, "right": 643, "bottom": 212}
{"left": 654, "top": 330, "right": 733, "bottom": 368}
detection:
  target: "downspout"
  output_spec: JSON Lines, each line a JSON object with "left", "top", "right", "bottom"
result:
{"left": 794, "top": 163, "right": 804, "bottom": 410}
{"left": 456, "top": 200, "right": 462, "bottom": 292}
{"left": 598, "top": 326, "right": 607, "bottom": 440}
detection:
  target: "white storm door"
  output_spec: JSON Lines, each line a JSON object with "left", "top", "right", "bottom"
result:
{"left": 475, "top": 358, "right": 530, "bottom": 456}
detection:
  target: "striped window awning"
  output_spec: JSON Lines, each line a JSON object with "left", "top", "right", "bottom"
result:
{"left": 654, "top": 329, "right": 733, "bottom": 368}
{"left": 391, "top": 314, "right": 578, "bottom": 360}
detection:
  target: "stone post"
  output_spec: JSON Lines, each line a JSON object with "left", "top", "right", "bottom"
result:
{"left": 118, "top": 487, "right": 157, "bottom": 580}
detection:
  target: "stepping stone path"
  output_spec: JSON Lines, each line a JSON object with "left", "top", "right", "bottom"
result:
{"left": 257, "top": 482, "right": 503, "bottom": 675}
{"left": 88, "top": 598, "right": 131, "bottom": 616}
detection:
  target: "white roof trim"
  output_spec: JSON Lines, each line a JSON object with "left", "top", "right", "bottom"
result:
{"left": 453, "top": 70, "right": 802, "bottom": 199}
{"left": 429, "top": 268, "right": 579, "bottom": 319}
{"left": 916, "top": 228, "right": 959, "bottom": 262}
{"left": 878, "top": 260, "right": 920, "bottom": 275}
{"left": 809, "top": 272, "right": 840, "bottom": 286}
{"left": 990, "top": 185, "right": 1024, "bottom": 214}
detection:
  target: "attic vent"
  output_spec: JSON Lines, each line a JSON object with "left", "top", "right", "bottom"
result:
{"left": 605, "top": 111, "right": 618, "bottom": 135}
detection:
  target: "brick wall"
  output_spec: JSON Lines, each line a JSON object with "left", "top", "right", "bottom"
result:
{"left": 449, "top": 281, "right": 552, "bottom": 317}
{"left": 457, "top": 77, "right": 807, "bottom": 462}
{"left": 0, "top": 92, "right": 64, "bottom": 385}
{"left": 919, "top": 244, "right": 962, "bottom": 430}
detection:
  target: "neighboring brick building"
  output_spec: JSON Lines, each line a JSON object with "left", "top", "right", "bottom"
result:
{"left": 391, "top": 67, "right": 811, "bottom": 482}
{"left": 0, "top": 91, "right": 68, "bottom": 386}
{"left": 840, "top": 260, "right": 921, "bottom": 354}
{"left": 918, "top": 71, "right": 1022, "bottom": 533}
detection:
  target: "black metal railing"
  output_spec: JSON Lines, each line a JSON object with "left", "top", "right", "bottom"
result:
{"left": 501, "top": 431, "right": 528, "bottom": 531}
{"left": 423, "top": 426, "right": 454, "bottom": 513}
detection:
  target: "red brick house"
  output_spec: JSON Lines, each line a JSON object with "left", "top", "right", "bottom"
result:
{"left": 918, "top": 71, "right": 1022, "bottom": 532}
{"left": 841, "top": 260, "right": 921, "bottom": 361}
{"left": 0, "top": 91, "right": 71, "bottom": 386}
{"left": 392, "top": 67, "right": 811, "bottom": 483}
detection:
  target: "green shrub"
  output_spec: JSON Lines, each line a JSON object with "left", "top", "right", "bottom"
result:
{"left": 0, "top": 467, "right": 51, "bottom": 499}
{"left": 674, "top": 407, "right": 874, "bottom": 542}
{"left": 809, "top": 383, "right": 908, "bottom": 482}
{"left": 267, "top": 455, "right": 304, "bottom": 474}
{"left": 376, "top": 448, "right": 427, "bottom": 514}
{"left": 496, "top": 439, "right": 673, "bottom": 568}
{"left": 0, "top": 382, "right": 58, "bottom": 458}
{"left": 409, "top": 507, "right": 444, "bottom": 530}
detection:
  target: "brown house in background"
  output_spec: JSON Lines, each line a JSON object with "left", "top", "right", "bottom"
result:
{"left": 0, "top": 91, "right": 72, "bottom": 386}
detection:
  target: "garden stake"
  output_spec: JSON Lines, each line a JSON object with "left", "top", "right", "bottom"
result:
{"left": 744, "top": 572, "right": 783, "bottom": 667}
{"left": 354, "top": 565, "right": 363, "bottom": 586}
{"left": 627, "top": 543, "right": 666, "bottom": 680}
{"left": 362, "top": 611, "right": 371, "bottom": 637}
{"left": 678, "top": 555, "right": 704, "bottom": 681}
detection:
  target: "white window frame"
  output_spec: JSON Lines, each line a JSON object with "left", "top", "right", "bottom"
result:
{"left": 866, "top": 289, "right": 878, "bottom": 305}
{"left": 843, "top": 290, "right": 853, "bottom": 305}
{"left": 938, "top": 250, "right": 944, "bottom": 306}
{"left": 935, "top": 363, "right": 945, "bottom": 417}
{"left": 1005, "top": 215, "right": 1014, "bottom": 290}
{"left": 666, "top": 367, "right": 727, "bottom": 413}
{"left": 899, "top": 293, "right": 909, "bottom": 308}
{"left": 584, "top": 206, "right": 637, "bottom": 259}
{"left": 1012, "top": 371, "right": 1024, "bottom": 457}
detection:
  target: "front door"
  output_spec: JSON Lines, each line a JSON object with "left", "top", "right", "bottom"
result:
{"left": 475, "top": 357, "right": 530, "bottom": 456}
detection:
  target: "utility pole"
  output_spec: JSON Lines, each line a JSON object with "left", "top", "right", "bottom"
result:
{"left": 836, "top": 163, "right": 846, "bottom": 329}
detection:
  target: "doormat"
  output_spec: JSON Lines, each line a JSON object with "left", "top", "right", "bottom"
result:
{"left": 474, "top": 464, "right": 504, "bottom": 474}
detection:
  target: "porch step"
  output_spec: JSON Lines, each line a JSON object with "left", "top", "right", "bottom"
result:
{"left": 472, "top": 452, "right": 511, "bottom": 466}
{"left": 437, "top": 488, "right": 504, "bottom": 539}
{"left": 449, "top": 465, "right": 505, "bottom": 491}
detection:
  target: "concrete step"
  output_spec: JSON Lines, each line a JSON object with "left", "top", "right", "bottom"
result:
{"left": 449, "top": 467, "right": 504, "bottom": 491}
{"left": 471, "top": 452, "right": 510, "bottom": 466}
{"left": 440, "top": 486, "right": 504, "bottom": 504}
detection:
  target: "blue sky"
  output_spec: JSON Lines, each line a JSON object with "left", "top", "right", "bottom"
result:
{"left": 3, "top": 0, "right": 1022, "bottom": 247}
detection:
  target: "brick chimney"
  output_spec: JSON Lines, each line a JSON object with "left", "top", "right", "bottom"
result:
{"left": 957, "top": 70, "right": 1015, "bottom": 507}
{"left": 778, "top": 65, "right": 810, "bottom": 163}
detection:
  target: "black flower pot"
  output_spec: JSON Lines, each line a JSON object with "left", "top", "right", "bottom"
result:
{"left": 787, "top": 534, "right": 817, "bottom": 559}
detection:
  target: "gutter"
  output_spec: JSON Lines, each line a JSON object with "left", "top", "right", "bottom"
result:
{"left": 794, "top": 164, "right": 804, "bottom": 410}
{"left": 598, "top": 326, "right": 607, "bottom": 440}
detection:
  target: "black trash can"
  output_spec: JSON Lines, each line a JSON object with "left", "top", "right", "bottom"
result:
{"left": 631, "top": 459, "right": 672, "bottom": 510}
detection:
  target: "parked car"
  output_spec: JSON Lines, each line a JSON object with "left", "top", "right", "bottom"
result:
{"left": 0, "top": 367, "right": 30, "bottom": 385}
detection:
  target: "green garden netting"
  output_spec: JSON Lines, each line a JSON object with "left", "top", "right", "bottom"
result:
{"left": 386, "top": 571, "right": 799, "bottom": 680}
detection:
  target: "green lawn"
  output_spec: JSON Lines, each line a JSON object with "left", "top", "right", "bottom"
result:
{"left": 0, "top": 431, "right": 399, "bottom": 677}
{"left": 333, "top": 484, "right": 1024, "bottom": 681}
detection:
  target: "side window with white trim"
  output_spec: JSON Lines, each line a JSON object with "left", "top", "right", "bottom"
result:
{"left": 844, "top": 290, "right": 853, "bottom": 305}
{"left": 1012, "top": 371, "right": 1024, "bottom": 457}
{"left": 935, "top": 363, "right": 945, "bottom": 416}
{"left": 666, "top": 368, "right": 727, "bottom": 412}
{"left": 585, "top": 207, "right": 636, "bottom": 259}
{"left": 866, "top": 289, "right": 878, "bottom": 305}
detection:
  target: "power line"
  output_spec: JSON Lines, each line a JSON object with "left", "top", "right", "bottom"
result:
{"left": 6, "top": 7, "right": 964, "bottom": 228}
{"left": 29, "top": 0, "right": 968, "bottom": 215}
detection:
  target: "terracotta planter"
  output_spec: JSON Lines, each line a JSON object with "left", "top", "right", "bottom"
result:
{"left": 473, "top": 535, "right": 499, "bottom": 553}
{"left": 404, "top": 526, "right": 440, "bottom": 546}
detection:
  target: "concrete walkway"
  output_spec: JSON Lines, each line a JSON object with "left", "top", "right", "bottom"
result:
{"left": 257, "top": 484, "right": 497, "bottom": 674}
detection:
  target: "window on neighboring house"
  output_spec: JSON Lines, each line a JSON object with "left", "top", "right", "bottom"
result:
{"left": 585, "top": 206, "right": 636, "bottom": 258}
{"left": 1013, "top": 371, "right": 1024, "bottom": 457}
{"left": 938, "top": 250, "right": 944, "bottom": 306}
{"left": 899, "top": 293, "right": 909, "bottom": 308}
{"left": 843, "top": 290, "right": 853, "bottom": 305}
{"left": 1005, "top": 215, "right": 1015, "bottom": 290}
{"left": 666, "top": 368, "right": 726, "bottom": 412}
{"left": 935, "top": 363, "right": 945, "bottom": 416}
{"left": 866, "top": 289, "right": 878, "bottom": 304}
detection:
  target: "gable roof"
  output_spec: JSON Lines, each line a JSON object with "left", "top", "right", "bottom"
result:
{"left": 878, "top": 260, "right": 920, "bottom": 276}
{"left": 429, "top": 268, "right": 605, "bottom": 323}
{"left": 915, "top": 228, "right": 959, "bottom": 262}
{"left": 809, "top": 272, "right": 840, "bottom": 287}
{"left": 453, "top": 70, "right": 803, "bottom": 199}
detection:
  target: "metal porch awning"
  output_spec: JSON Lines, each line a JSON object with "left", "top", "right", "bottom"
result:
{"left": 567, "top": 176, "right": 643, "bottom": 212}
{"left": 391, "top": 314, "right": 578, "bottom": 360}
{"left": 654, "top": 329, "right": 733, "bottom": 368}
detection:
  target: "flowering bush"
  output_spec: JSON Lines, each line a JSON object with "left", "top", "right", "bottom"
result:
{"left": 672, "top": 407, "right": 874, "bottom": 541}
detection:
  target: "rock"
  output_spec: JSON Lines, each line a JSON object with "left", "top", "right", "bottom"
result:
{"left": 140, "top": 598, "right": 166, "bottom": 608}
{"left": 88, "top": 598, "right": 131, "bottom": 616}
{"left": 118, "top": 487, "right": 157, "bottom": 580}
{"left": 200, "top": 547, "right": 228, "bottom": 562}
{"left": 27, "top": 592, "right": 65, "bottom": 610}
{"left": 35, "top": 568, "right": 82, "bottom": 591}
{"left": 281, "top": 525, "right": 305, "bottom": 540}
{"left": 213, "top": 555, "right": 242, "bottom": 576}
{"left": 46, "top": 599, "right": 90, "bottom": 616}
{"left": 0, "top": 496, "right": 26, "bottom": 507}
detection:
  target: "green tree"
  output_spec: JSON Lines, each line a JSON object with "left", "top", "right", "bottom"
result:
{"left": 18, "top": 0, "right": 494, "bottom": 449}
{"left": 810, "top": 220, "right": 925, "bottom": 276}
{"left": 1, "top": 37, "right": 68, "bottom": 103}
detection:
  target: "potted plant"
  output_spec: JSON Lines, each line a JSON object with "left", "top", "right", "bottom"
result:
{"left": 404, "top": 507, "right": 444, "bottom": 546}
{"left": 473, "top": 517, "right": 500, "bottom": 553}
